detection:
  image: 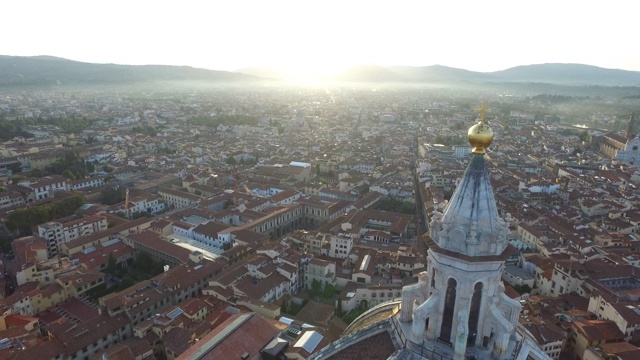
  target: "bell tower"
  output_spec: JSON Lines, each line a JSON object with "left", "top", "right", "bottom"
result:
{"left": 401, "top": 102, "right": 522, "bottom": 360}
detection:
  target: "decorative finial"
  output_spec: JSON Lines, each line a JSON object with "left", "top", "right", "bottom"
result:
{"left": 476, "top": 101, "right": 490, "bottom": 125}
{"left": 467, "top": 101, "right": 494, "bottom": 155}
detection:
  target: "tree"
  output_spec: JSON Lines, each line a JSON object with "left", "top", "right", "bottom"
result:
{"left": 322, "top": 283, "right": 337, "bottom": 299}
{"left": 119, "top": 275, "right": 135, "bottom": 290}
{"left": 106, "top": 254, "right": 117, "bottom": 274}
{"left": 513, "top": 284, "right": 532, "bottom": 295}
{"left": 378, "top": 198, "right": 416, "bottom": 215}
{"left": 226, "top": 156, "right": 237, "bottom": 165}
{"left": 135, "top": 253, "right": 154, "bottom": 274}
{"left": 5, "top": 195, "right": 85, "bottom": 235}
{"left": 224, "top": 199, "right": 234, "bottom": 209}
{"left": 62, "top": 169, "right": 76, "bottom": 181}
{"left": 310, "top": 279, "right": 322, "bottom": 297}
{"left": 100, "top": 186, "right": 125, "bottom": 205}
{"left": 29, "top": 168, "right": 45, "bottom": 178}
{"left": 578, "top": 130, "right": 591, "bottom": 142}
{"left": 10, "top": 175, "right": 24, "bottom": 185}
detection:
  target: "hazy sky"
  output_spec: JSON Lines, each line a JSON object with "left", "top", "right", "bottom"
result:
{"left": 3, "top": 0, "right": 639, "bottom": 77}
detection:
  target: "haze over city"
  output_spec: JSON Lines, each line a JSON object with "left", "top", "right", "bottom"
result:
{"left": 3, "top": 1, "right": 640, "bottom": 360}
{"left": 3, "top": 0, "right": 640, "bottom": 80}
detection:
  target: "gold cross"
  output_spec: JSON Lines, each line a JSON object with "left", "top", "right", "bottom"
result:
{"left": 476, "top": 101, "right": 490, "bottom": 124}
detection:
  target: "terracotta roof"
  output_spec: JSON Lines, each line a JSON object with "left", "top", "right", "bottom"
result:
{"left": 64, "top": 217, "right": 152, "bottom": 250}
{"left": 233, "top": 272, "right": 288, "bottom": 300}
{"left": 47, "top": 314, "right": 130, "bottom": 357}
{"left": 521, "top": 318, "right": 566, "bottom": 344}
{"left": 127, "top": 230, "right": 190, "bottom": 263}
{"left": 55, "top": 297, "right": 100, "bottom": 323}
{"left": 193, "top": 221, "right": 230, "bottom": 237}
{"left": 600, "top": 342, "right": 640, "bottom": 359}
{"left": 295, "top": 300, "right": 335, "bottom": 326}
{"left": 176, "top": 313, "right": 280, "bottom": 360}
{"left": 6, "top": 339, "right": 64, "bottom": 360}
{"left": 573, "top": 319, "right": 625, "bottom": 341}
{"left": 164, "top": 326, "right": 194, "bottom": 356}
{"left": 270, "top": 188, "right": 299, "bottom": 202}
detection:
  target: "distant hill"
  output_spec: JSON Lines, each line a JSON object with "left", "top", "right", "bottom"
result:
{"left": 235, "top": 67, "right": 285, "bottom": 80}
{"left": 389, "top": 65, "right": 487, "bottom": 83}
{"left": 332, "top": 63, "right": 640, "bottom": 86}
{"left": 0, "top": 55, "right": 261, "bottom": 86}
{"left": 488, "top": 63, "right": 640, "bottom": 86}
{"left": 335, "top": 64, "right": 406, "bottom": 82}
{"left": 2, "top": 56, "right": 640, "bottom": 87}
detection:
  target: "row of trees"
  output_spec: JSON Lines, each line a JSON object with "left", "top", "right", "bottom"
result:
{"left": 86, "top": 253, "right": 166, "bottom": 302}
{"left": 433, "top": 135, "right": 466, "bottom": 146}
{"left": 0, "top": 120, "right": 33, "bottom": 141}
{"left": 309, "top": 279, "right": 337, "bottom": 300}
{"left": 100, "top": 185, "right": 125, "bottom": 206}
{"left": 42, "top": 115, "right": 96, "bottom": 134}
{"left": 0, "top": 116, "right": 99, "bottom": 141}
{"left": 131, "top": 125, "right": 158, "bottom": 137}
{"left": 44, "top": 151, "right": 95, "bottom": 180}
{"left": 281, "top": 299, "right": 308, "bottom": 316}
{"left": 226, "top": 155, "right": 258, "bottom": 166}
{"left": 6, "top": 195, "right": 85, "bottom": 235}
{"left": 378, "top": 198, "right": 416, "bottom": 215}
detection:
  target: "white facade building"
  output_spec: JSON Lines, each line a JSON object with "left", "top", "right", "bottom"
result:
{"left": 38, "top": 215, "right": 108, "bottom": 255}
{"left": 616, "top": 137, "right": 640, "bottom": 165}
{"left": 453, "top": 145, "right": 472, "bottom": 158}
{"left": 329, "top": 235, "right": 353, "bottom": 259}
{"left": 18, "top": 175, "right": 67, "bottom": 200}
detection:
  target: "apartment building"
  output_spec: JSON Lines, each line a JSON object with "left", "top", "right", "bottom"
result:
{"left": 38, "top": 215, "right": 108, "bottom": 256}
{"left": 305, "top": 258, "right": 336, "bottom": 289}
{"left": 18, "top": 175, "right": 67, "bottom": 200}
{"left": 158, "top": 188, "right": 200, "bottom": 209}
{"left": 99, "top": 255, "right": 224, "bottom": 327}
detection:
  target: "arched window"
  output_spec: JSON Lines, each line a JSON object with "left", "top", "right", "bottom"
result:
{"left": 468, "top": 282, "right": 483, "bottom": 346}
{"left": 431, "top": 268, "right": 436, "bottom": 288}
{"left": 440, "top": 278, "right": 457, "bottom": 342}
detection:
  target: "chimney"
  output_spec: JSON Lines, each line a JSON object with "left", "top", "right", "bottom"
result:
{"left": 189, "top": 251, "right": 203, "bottom": 263}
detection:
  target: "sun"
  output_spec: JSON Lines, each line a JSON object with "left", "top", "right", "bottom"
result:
{"left": 274, "top": 58, "right": 349, "bottom": 83}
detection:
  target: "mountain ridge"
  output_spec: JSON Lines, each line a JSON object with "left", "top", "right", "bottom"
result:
{"left": 0, "top": 55, "right": 262, "bottom": 86}
{"left": 334, "top": 63, "right": 640, "bottom": 86}
{"left": 1, "top": 55, "right": 640, "bottom": 87}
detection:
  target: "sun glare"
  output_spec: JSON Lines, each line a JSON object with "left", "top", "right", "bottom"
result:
{"left": 274, "top": 59, "right": 350, "bottom": 83}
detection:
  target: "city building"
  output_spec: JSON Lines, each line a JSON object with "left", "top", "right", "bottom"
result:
{"left": 37, "top": 215, "right": 108, "bottom": 256}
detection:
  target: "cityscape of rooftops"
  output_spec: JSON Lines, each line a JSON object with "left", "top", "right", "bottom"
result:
{"left": 0, "top": 1, "right": 640, "bottom": 360}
